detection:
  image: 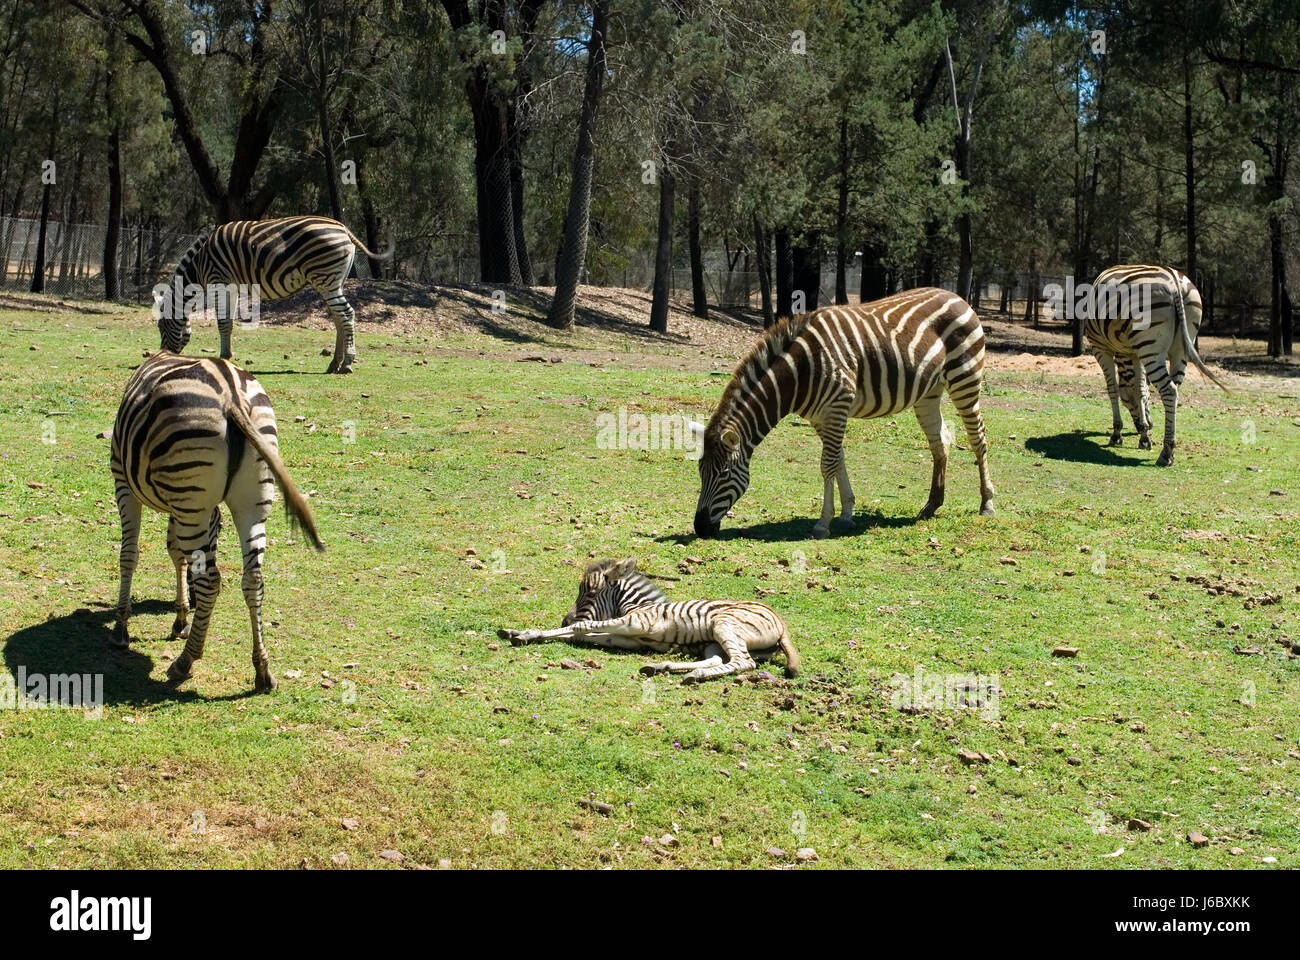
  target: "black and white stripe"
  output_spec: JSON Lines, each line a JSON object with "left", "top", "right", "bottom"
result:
{"left": 693, "top": 287, "right": 995, "bottom": 538}
{"left": 503, "top": 558, "right": 800, "bottom": 683}
{"left": 161, "top": 215, "right": 393, "bottom": 374}
{"left": 1085, "top": 264, "right": 1227, "bottom": 464}
{"left": 110, "top": 352, "right": 324, "bottom": 692}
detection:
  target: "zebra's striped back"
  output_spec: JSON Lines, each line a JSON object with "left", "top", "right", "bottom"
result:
{"left": 695, "top": 287, "right": 994, "bottom": 535}
{"left": 562, "top": 558, "right": 666, "bottom": 625}
{"left": 1085, "top": 264, "right": 1202, "bottom": 356}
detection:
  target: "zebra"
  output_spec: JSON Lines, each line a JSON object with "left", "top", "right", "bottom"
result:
{"left": 560, "top": 557, "right": 666, "bottom": 625}
{"left": 157, "top": 216, "right": 394, "bottom": 374}
{"left": 500, "top": 558, "right": 800, "bottom": 683}
{"left": 692, "top": 287, "right": 995, "bottom": 539}
{"left": 1085, "top": 265, "right": 1227, "bottom": 464}
{"left": 110, "top": 351, "right": 324, "bottom": 693}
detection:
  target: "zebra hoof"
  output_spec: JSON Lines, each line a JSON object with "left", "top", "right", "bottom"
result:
{"left": 1156, "top": 449, "right": 1174, "bottom": 467}
{"left": 1107, "top": 433, "right": 1122, "bottom": 447}
{"left": 109, "top": 622, "right": 130, "bottom": 649}
{"left": 170, "top": 618, "right": 190, "bottom": 640}
{"left": 917, "top": 500, "right": 942, "bottom": 520}
{"left": 979, "top": 502, "right": 996, "bottom": 517}
{"left": 1138, "top": 436, "right": 1153, "bottom": 450}
{"left": 639, "top": 663, "right": 667, "bottom": 676}
{"left": 166, "top": 658, "right": 193, "bottom": 684}
{"left": 811, "top": 523, "right": 830, "bottom": 540}
{"left": 254, "top": 673, "right": 278, "bottom": 694}
{"left": 681, "top": 672, "right": 701, "bottom": 685}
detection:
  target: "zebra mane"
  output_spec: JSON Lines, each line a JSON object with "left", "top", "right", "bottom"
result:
{"left": 708, "top": 314, "right": 810, "bottom": 434}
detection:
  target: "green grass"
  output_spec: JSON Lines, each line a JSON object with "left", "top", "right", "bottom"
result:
{"left": 1, "top": 305, "right": 1298, "bottom": 869}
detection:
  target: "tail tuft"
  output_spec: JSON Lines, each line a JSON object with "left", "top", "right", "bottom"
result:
{"left": 779, "top": 626, "right": 800, "bottom": 678}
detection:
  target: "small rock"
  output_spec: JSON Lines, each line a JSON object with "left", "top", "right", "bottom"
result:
{"left": 765, "top": 847, "right": 786, "bottom": 858}
{"left": 1052, "top": 646, "right": 1079, "bottom": 657}
{"left": 330, "top": 852, "right": 349, "bottom": 867}
{"left": 1127, "top": 818, "right": 1153, "bottom": 832}
{"left": 559, "top": 658, "right": 581, "bottom": 670}
{"left": 1187, "top": 832, "right": 1210, "bottom": 848}
{"left": 341, "top": 818, "right": 359, "bottom": 831}
{"left": 378, "top": 849, "right": 405, "bottom": 862}
{"left": 795, "top": 847, "right": 817, "bottom": 862}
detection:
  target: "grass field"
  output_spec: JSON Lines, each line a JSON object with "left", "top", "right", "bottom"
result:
{"left": 2, "top": 298, "right": 1298, "bottom": 869}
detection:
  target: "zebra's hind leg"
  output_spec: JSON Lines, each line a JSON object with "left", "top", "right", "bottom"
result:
{"left": 317, "top": 283, "right": 357, "bottom": 374}
{"left": 682, "top": 630, "right": 757, "bottom": 684}
{"left": 167, "top": 510, "right": 222, "bottom": 685}
{"left": 913, "top": 388, "right": 949, "bottom": 519}
{"left": 229, "top": 479, "right": 275, "bottom": 693}
{"left": 811, "top": 400, "right": 852, "bottom": 538}
{"left": 640, "top": 642, "right": 726, "bottom": 679}
{"left": 111, "top": 486, "right": 142, "bottom": 649}
{"left": 166, "top": 517, "right": 191, "bottom": 640}
{"left": 946, "top": 374, "right": 995, "bottom": 516}
{"left": 1142, "top": 355, "right": 1179, "bottom": 466}
{"left": 1094, "top": 350, "right": 1125, "bottom": 446}
{"left": 1117, "top": 357, "right": 1153, "bottom": 450}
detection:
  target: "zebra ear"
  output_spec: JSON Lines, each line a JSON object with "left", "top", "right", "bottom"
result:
{"left": 720, "top": 426, "right": 741, "bottom": 450}
{"left": 687, "top": 420, "right": 706, "bottom": 441}
{"left": 611, "top": 558, "right": 638, "bottom": 578}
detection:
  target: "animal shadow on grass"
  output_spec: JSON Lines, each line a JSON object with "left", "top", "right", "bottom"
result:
{"left": 1025, "top": 430, "right": 1147, "bottom": 467}
{"left": 652, "top": 509, "right": 919, "bottom": 545}
{"left": 3, "top": 602, "right": 246, "bottom": 708}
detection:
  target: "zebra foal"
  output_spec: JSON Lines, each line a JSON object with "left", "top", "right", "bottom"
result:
{"left": 1085, "top": 265, "right": 1227, "bottom": 465}
{"left": 500, "top": 558, "right": 800, "bottom": 683}
{"left": 693, "top": 287, "right": 995, "bottom": 539}
{"left": 158, "top": 215, "right": 393, "bottom": 374}
{"left": 111, "top": 352, "right": 324, "bottom": 692}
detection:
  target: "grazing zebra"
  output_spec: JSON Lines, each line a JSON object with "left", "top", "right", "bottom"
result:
{"left": 1085, "top": 265, "right": 1227, "bottom": 465}
{"left": 500, "top": 558, "right": 800, "bottom": 683}
{"left": 693, "top": 287, "right": 995, "bottom": 539}
{"left": 158, "top": 216, "right": 394, "bottom": 374}
{"left": 111, "top": 352, "right": 324, "bottom": 693}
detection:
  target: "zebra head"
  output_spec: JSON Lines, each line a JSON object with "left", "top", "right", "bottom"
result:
{"left": 157, "top": 236, "right": 204, "bottom": 353}
{"left": 693, "top": 420, "right": 751, "bottom": 538}
{"left": 562, "top": 558, "right": 663, "bottom": 625}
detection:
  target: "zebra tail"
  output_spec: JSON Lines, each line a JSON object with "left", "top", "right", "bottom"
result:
{"left": 345, "top": 227, "right": 396, "bottom": 262}
{"left": 225, "top": 400, "right": 325, "bottom": 553}
{"left": 778, "top": 623, "right": 800, "bottom": 678}
{"left": 1167, "top": 267, "right": 1228, "bottom": 393}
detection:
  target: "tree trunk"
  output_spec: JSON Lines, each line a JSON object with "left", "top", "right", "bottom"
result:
{"left": 546, "top": 0, "right": 608, "bottom": 328}
{"left": 859, "top": 241, "right": 888, "bottom": 302}
{"left": 1183, "top": 47, "right": 1197, "bottom": 283}
{"left": 508, "top": 105, "right": 533, "bottom": 285}
{"left": 687, "top": 182, "right": 707, "bottom": 317}
{"left": 774, "top": 228, "right": 793, "bottom": 317}
{"left": 648, "top": 154, "right": 675, "bottom": 334}
{"left": 357, "top": 159, "right": 383, "bottom": 278}
{"left": 792, "top": 235, "right": 820, "bottom": 312}
{"left": 754, "top": 217, "right": 774, "bottom": 327}
{"left": 104, "top": 80, "right": 122, "bottom": 301}
{"left": 316, "top": 13, "right": 342, "bottom": 222}
{"left": 30, "top": 93, "right": 58, "bottom": 294}
{"left": 835, "top": 116, "right": 850, "bottom": 304}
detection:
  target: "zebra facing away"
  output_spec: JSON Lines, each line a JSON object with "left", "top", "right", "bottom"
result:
{"left": 159, "top": 216, "right": 394, "bottom": 374}
{"left": 500, "top": 558, "right": 800, "bottom": 683}
{"left": 1086, "top": 265, "right": 1227, "bottom": 465}
{"left": 111, "top": 352, "right": 324, "bottom": 693}
{"left": 693, "top": 287, "right": 995, "bottom": 539}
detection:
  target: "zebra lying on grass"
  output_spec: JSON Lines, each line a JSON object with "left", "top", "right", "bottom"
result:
{"left": 158, "top": 216, "right": 393, "bottom": 374}
{"left": 693, "top": 287, "right": 995, "bottom": 539}
{"left": 111, "top": 352, "right": 324, "bottom": 693}
{"left": 1086, "top": 264, "right": 1227, "bottom": 464}
{"left": 500, "top": 558, "right": 799, "bottom": 683}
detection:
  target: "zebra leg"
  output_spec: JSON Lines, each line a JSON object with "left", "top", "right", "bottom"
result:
{"left": 318, "top": 284, "right": 357, "bottom": 374}
{"left": 111, "top": 487, "right": 142, "bottom": 649}
{"left": 1094, "top": 350, "right": 1125, "bottom": 445}
{"left": 1134, "top": 363, "right": 1153, "bottom": 450}
{"left": 167, "top": 510, "right": 222, "bottom": 685}
{"left": 913, "top": 389, "right": 949, "bottom": 519}
{"left": 499, "top": 617, "right": 645, "bottom": 648}
{"left": 811, "top": 403, "right": 851, "bottom": 539}
{"left": 218, "top": 315, "right": 234, "bottom": 360}
{"left": 229, "top": 487, "right": 275, "bottom": 693}
{"left": 947, "top": 378, "right": 995, "bottom": 516}
{"left": 835, "top": 462, "right": 856, "bottom": 529}
{"left": 166, "top": 517, "right": 191, "bottom": 640}
{"left": 641, "top": 643, "right": 725, "bottom": 677}
{"left": 1143, "top": 355, "right": 1179, "bottom": 467}
{"left": 682, "top": 631, "right": 757, "bottom": 683}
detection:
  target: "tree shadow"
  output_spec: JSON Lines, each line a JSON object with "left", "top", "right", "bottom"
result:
{"left": 1024, "top": 430, "right": 1147, "bottom": 467}
{"left": 2, "top": 602, "right": 249, "bottom": 708}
